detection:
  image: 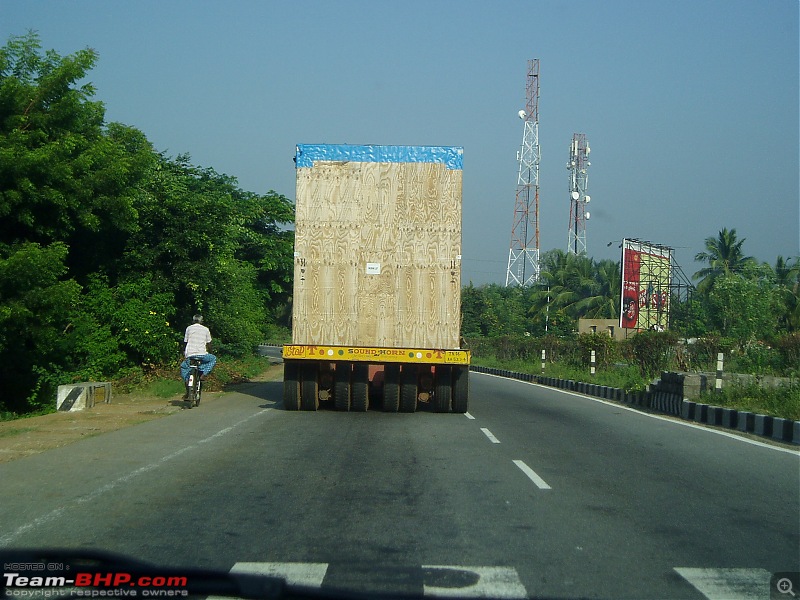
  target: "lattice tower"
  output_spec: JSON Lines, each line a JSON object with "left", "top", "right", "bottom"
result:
{"left": 567, "top": 133, "right": 591, "bottom": 255}
{"left": 505, "top": 59, "right": 540, "bottom": 287}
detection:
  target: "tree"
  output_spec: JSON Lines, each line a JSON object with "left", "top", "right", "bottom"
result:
{"left": 693, "top": 228, "right": 755, "bottom": 293}
{"left": 706, "top": 274, "right": 778, "bottom": 342}
{"left": 770, "top": 256, "right": 800, "bottom": 332}
{"left": 119, "top": 154, "right": 295, "bottom": 353}
{"left": 528, "top": 250, "right": 621, "bottom": 331}
{"left": 0, "top": 32, "right": 150, "bottom": 280}
{"left": 0, "top": 32, "right": 296, "bottom": 413}
{"left": 0, "top": 242, "right": 81, "bottom": 413}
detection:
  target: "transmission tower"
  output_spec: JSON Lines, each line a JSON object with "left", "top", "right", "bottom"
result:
{"left": 505, "top": 58, "right": 540, "bottom": 287}
{"left": 566, "top": 133, "right": 591, "bottom": 255}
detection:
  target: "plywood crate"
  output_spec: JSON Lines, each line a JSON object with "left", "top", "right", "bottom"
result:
{"left": 292, "top": 145, "right": 463, "bottom": 349}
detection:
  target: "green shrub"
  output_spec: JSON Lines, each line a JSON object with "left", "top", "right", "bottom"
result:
{"left": 624, "top": 330, "right": 678, "bottom": 377}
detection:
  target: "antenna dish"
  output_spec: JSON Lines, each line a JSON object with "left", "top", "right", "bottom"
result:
{"left": 585, "top": 212, "right": 591, "bottom": 220}
{"left": 571, "top": 191, "right": 580, "bottom": 201}
{"left": 585, "top": 195, "right": 591, "bottom": 203}
{"left": 518, "top": 110, "right": 527, "bottom": 120}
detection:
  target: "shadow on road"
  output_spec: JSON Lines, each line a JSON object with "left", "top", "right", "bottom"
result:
{"left": 224, "top": 379, "right": 282, "bottom": 408}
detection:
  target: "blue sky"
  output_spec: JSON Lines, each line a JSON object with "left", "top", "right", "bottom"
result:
{"left": 3, "top": 0, "right": 798, "bottom": 285}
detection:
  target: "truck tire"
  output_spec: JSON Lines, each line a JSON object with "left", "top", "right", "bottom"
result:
{"left": 351, "top": 363, "right": 369, "bottom": 412}
{"left": 283, "top": 360, "right": 300, "bottom": 411}
{"left": 400, "top": 365, "right": 418, "bottom": 413}
{"left": 434, "top": 366, "right": 452, "bottom": 413}
{"left": 334, "top": 363, "right": 351, "bottom": 411}
{"left": 452, "top": 366, "right": 469, "bottom": 413}
{"left": 301, "top": 362, "right": 319, "bottom": 411}
{"left": 383, "top": 364, "right": 400, "bottom": 412}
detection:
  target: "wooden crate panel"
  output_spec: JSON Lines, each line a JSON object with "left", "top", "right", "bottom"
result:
{"left": 292, "top": 158, "right": 462, "bottom": 349}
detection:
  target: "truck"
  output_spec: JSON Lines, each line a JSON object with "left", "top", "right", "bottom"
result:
{"left": 282, "top": 144, "right": 469, "bottom": 413}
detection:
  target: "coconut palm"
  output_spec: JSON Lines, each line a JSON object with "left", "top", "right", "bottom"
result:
{"left": 529, "top": 251, "right": 621, "bottom": 323}
{"left": 772, "top": 255, "right": 800, "bottom": 331}
{"left": 693, "top": 228, "right": 755, "bottom": 293}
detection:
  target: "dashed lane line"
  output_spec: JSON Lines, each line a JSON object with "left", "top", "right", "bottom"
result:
{"left": 480, "top": 427, "right": 501, "bottom": 444}
{"left": 512, "top": 459, "right": 552, "bottom": 490}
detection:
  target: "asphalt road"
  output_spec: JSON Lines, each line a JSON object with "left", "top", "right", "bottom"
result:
{"left": 0, "top": 373, "right": 798, "bottom": 600}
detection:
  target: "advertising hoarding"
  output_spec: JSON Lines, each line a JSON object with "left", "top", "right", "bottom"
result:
{"left": 620, "top": 239, "right": 672, "bottom": 330}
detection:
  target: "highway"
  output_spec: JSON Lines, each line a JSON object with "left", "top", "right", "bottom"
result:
{"left": 1, "top": 372, "right": 798, "bottom": 599}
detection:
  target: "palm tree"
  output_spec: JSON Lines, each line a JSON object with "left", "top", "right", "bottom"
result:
{"left": 572, "top": 258, "right": 621, "bottom": 319}
{"left": 529, "top": 251, "right": 621, "bottom": 323}
{"left": 693, "top": 228, "right": 755, "bottom": 293}
{"left": 772, "top": 256, "right": 800, "bottom": 331}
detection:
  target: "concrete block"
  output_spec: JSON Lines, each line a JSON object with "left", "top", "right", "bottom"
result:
{"left": 737, "top": 412, "right": 754, "bottom": 433}
{"left": 771, "top": 418, "right": 792, "bottom": 443}
{"left": 707, "top": 406, "right": 722, "bottom": 426}
{"left": 57, "top": 382, "right": 111, "bottom": 412}
{"left": 682, "top": 400, "right": 695, "bottom": 420}
{"left": 694, "top": 403, "right": 708, "bottom": 423}
{"left": 754, "top": 414, "right": 773, "bottom": 437}
{"left": 793, "top": 421, "right": 800, "bottom": 445}
{"left": 721, "top": 408, "right": 738, "bottom": 429}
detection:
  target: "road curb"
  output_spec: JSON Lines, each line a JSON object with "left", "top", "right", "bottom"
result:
{"left": 470, "top": 365, "right": 800, "bottom": 446}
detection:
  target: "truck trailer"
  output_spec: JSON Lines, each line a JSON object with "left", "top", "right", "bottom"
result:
{"left": 282, "top": 144, "right": 469, "bottom": 412}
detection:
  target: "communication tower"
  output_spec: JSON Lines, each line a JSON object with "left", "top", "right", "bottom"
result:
{"left": 567, "top": 133, "right": 591, "bottom": 255}
{"left": 505, "top": 59, "right": 541, "bottom": 287}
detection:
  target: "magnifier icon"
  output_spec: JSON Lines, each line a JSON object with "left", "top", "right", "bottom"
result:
{"left": 778, "top": 578, "right": 796, "bottom": 597}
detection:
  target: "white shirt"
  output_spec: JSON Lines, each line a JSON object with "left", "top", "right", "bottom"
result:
{"left": 184, "top": 323, "right": 212, "bottom": 357}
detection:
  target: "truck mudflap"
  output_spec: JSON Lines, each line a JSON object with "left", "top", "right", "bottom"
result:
{"left": 282, "top": 345, "right": 470, "bottom": 365}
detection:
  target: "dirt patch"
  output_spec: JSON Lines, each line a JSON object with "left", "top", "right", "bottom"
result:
{"left": 0, "top": 365, "right": 283, "bottom": 464}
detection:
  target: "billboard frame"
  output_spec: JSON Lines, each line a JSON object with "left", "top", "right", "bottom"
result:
{"left": 619, "top": 239, "right": 673, "bottom": 331}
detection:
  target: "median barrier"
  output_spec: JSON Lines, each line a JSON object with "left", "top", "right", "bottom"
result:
{"left": 469, "top": 366, "right": 799, "bottom": 445}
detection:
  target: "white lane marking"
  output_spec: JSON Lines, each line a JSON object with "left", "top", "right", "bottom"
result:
{"left": 512, "top": 459, "right": 551, "bottom": 490}
{"left": 464, "top": 412, "right": 476, "bottom": 420}
{"left": 230, "top": 562, "right": 329, "bottom": 587}
{"left": 674, "top": 567, "right": 772, "bottom": 600}
{"left": 0, "top": 409, "right": 272, "bottom": 547}
{"left": 423, "top": 565, "right": 528, "bottom": 598}
{"left": 219, "top": 564, "right": 527, "bottom": 599}
{"left": 474, "top": 372, "right": 800, "bottom": 456}
{"left": 480, "top": 428, "right": 501, "bottom": 443}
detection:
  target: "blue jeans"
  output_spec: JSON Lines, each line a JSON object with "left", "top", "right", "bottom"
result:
{"left": 180, "top": 354, "right": 217, "bottom": 382}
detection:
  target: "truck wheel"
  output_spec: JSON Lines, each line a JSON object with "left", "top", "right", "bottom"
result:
{"left": 351, "top": 363, "right": 369, "bottom": 412}
{"left": 334, "top": 363, "right": 351, "bottom": 411}
{"left": 301, "top": 362, "right": 319, "bottom": 411}
{"left": 434, "top": 366, "right": 452, "bottom": 413}
{"left": 452, "top": 366, "right": 469, "bottom": 413}
{"left": 400, "top": 365, "right": 418, "bottom": 413}
{"left": 283, "top": 361, "right": 301, "bottom": 410}
{"left": 383, "top": 364, "right": 400, "bottom": 412}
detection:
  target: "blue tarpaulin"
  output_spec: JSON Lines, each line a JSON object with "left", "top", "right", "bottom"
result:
{"left": 295, "top": 144, "right": 463, "bottom": 170}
